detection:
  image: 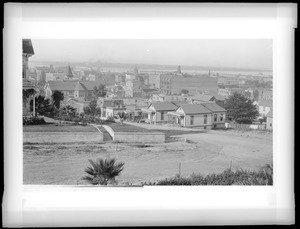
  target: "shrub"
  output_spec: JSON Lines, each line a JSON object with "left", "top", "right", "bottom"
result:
{"left": 143, "top": 164, "right": 273, "bottom": 186}
{"left": 82, "top": 158, "right": 125, "bottom": 185}
{"left": 23, "top": 116, "right": 46, "bottom": 125}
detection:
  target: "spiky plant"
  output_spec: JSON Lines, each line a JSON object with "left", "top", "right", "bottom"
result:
{"left": 82, "top": 158, "right": 125, "bottom": 185}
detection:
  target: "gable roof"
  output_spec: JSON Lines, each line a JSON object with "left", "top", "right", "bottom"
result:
{"left": 150, "top": 102, "right": 178, "bottom": 111}
{"left": 101, "top": 99, "right": 125, "bottom": 108}
{"left": 48, "top": 81, "right": 78, "bottom": 91}
{"left": 190, "top": 94, "right": 215, "bottom": 102}
{"left": 266, "top": 109, "right": 273, "bottom": 118}
{"left": 258, "top": 100, "right": 273, "bottom": 108}
{"left": 80, "top": 81, "right": 97, "bottom": 91}
{"left": 201, "top": 102, "right": 226, "bottom": 113}
{"left": 22, "top": 39, "right": 34, "bottom": 55}
{"left": 178, "top": 104, "right": 212, "bottom": 115}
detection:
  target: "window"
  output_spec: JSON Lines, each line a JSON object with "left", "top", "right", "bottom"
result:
{"left": 220, "top": 114, "right": 224, "bottom": 122}
{"left": 270, "top": 123, "right": 272, "bottom": 128}
{"left": 79, "top": 91, "right": 85, "bottom": 97}
{"left": 190, "top": 115, "right": 194, "bottom": 125}
{"left": 204, "top": 115, "right": 207, "bottom": 124}
{"left": 214, "top": 114, "right": 217, "bottom": 122}
{"left": 161, "top": 112, "right": 164, "bottom": 120}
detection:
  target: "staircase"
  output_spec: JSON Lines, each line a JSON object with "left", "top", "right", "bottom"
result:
{"left": 96, "top": 125, "right": 113, "bottom": 142}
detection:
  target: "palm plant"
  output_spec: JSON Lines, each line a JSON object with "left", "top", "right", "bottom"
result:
{"left": 82, "top": 158, "right": 125, "bottom": 185}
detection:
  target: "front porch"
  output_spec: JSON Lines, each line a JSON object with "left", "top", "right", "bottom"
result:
{"left": 167, "top": 111, "right": 185, "bottom": 127}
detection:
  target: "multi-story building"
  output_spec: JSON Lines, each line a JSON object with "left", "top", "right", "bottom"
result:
{"left": 148, "top": 74, "right": 161, "bottom": 89}
{"left": 125, "top": 79, "right": 142, "bottom": 97}
{"left": 160, "top": 73, "right": 218, "bottom": 95}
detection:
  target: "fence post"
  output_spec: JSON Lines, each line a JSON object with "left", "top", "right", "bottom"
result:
{"left": 179, "top": 162, "right": 181, "bottom": 178}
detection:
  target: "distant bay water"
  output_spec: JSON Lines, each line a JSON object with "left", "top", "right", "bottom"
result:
{"left": 29, "top": 61, "right": 273, "bottom": 78}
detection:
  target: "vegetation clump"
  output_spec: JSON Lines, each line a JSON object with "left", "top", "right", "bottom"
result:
{"left": 141, "top": 164, "right": 273, "bottom": 186}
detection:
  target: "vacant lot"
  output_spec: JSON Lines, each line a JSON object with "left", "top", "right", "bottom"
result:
{"left": 23, "top": 123, "right": 272, "bottom": 185}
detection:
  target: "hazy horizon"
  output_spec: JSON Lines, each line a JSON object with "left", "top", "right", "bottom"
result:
{"left": 30, "top": 39, "right": 273, "bottom": 71}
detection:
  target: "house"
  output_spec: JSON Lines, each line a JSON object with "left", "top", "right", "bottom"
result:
{"left": 44, "top": 81, "right": 94, "bottom": 102}
{"left": 167, "top": 104, "right": 213, "bottom": 128}
{"left": 201, "top": 103, "right": 227, "bottom": 128}
{"left": 258, "top": 100, "right": 273, "bottom": 117}
{"left": 22, "top": 39, "right": 35, "bottom": 115}
{"left": 142, "top": 102, "right": 178, "bottom": 124}
{"left": 266, "top": 109, "right": 273, "bottom": 130}
{"left": 98, "top": 99, "right": 126, "bottom": 119}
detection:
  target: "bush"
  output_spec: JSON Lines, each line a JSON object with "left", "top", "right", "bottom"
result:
{"left": 143, "top": 164, "right": 273, "bottom": 186}
{"left": 23, "top": 116, "right": 46, "bottom": 125}
{"left": 106, "top": 116, "right": 115, "bottom": 122}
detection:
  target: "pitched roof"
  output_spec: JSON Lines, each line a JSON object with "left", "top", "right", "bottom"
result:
{"left": 201, "top": 102, "right": 226, "bottom": 112}
{"left": 101, "top": 99, "right": 125, "bottom": 108}
{"left": 178, "top": 104, "right": 212, "bottom": 115}
{"left": 22, "top": 39, "right": 34, "bottom": 55}
{"left": 258, "top": 100, "right": 273, "bottom": 108}
{"left": 171, "top": 101, "right": 190, "bottom": 107}
{"left": 48, "top": 81, "right": 78, "bottom": 91}
{"left": 150, "top": 102, "right": 178, "bottom": 111}
{"left": 80, "top": 81, "right": 97, "bottom": 90}
{"left": 190, "top": 94, "right": 215, "bottom": 102}
{"left": 266, "top": 109, "right": 273, "bottom": 118}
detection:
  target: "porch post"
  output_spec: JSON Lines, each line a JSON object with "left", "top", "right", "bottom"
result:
{"left": 33, "top": 94, "right": 36, "bottom": 116}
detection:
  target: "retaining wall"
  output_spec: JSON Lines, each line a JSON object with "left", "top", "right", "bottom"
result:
{"left": 102, "top": 125, "right": 165, "bottom": 143}
{"left": 23, "top": 132, "right": 104, "bottom": 143}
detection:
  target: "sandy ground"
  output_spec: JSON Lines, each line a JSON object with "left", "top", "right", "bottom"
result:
{"left": 23, "top": 123, "right": 272, "bottom": 185}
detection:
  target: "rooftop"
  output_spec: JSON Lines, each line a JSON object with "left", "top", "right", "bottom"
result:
{"left": 150, "top": 102, "right": 178, "bottom": 111}
{"left": 201, "top": 102, "right": 227, "bottom": 113}
{"left": 258, "top": 100, "right": 273, "bottom": 108}
{"left": 178, "top": 104, "right": 212, "bottom": 115}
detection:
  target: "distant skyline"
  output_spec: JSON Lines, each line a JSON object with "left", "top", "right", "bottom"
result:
{"left": 30, "top": 39, "right": 273, "bottom": 71}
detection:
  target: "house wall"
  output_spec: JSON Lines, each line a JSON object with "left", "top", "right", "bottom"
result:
{"left": 266, "top": 117, "right": 273, "bottom": 130}
{"left": 259, "top": 106, "right": 271, "bottom": 117}
{"left": 184, "top": 113, "right": 212, "bottom": 128}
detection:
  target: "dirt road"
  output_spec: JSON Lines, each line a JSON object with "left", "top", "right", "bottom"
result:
{"left": 23, "top": 124, "right": 272, "bottom": 185}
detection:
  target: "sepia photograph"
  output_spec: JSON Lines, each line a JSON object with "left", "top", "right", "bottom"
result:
{"left": 23, "top": 39, "right": 273, "bottom": 186}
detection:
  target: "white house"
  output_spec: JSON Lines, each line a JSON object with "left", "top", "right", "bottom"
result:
{"left": 258, "top": 100, "right": 273, "bottom": 117}
{"left": 142, "top": 102, "right": 178, "bottom": 124}
{"left": 167, "top": 104, "right": 213, "bottom": 128}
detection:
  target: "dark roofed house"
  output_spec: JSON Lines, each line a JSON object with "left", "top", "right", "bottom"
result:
{"left": 168, "top": 103, "right": 226, "bottom": 129}
{"left": 44, "top": 81, "right": 95, "bottom": 102}
{"left": 142, "top": 102, "right": 178, "bottom": 124}
{"left": 98, "top": 98, "right": 126, "bottom": 119}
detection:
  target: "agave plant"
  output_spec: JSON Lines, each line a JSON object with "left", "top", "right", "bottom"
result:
{"left": 82, "top": 158, "right": 125, "bottom": 185}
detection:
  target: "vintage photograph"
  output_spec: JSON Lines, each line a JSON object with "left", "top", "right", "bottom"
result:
{"left": 23, "top": 39, "right": 273, "bottom": 186}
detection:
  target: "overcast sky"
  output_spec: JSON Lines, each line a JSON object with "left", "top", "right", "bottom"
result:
{"left": 30, "top": 39, "right": 272, "bottom": 70}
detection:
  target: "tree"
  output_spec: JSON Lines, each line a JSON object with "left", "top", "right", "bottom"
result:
{"left": 30, "top": 95, "right": 52, "bottom": 115}
{"left": 82, "top": 158, "right": 125, "bottom": 185}
{"left": 181, "top": 89, "right": 189, "bottom": 95}
{"left": 117, "top": 112, "right": 127, "bottom": 125}
{"left": 84, "top": 99, "right": 101, "bottom": 115}
{"left": 93, "top": 84, "right": 107, "bottom": 99}
{"left": 225, "top": 92, "right": 259, "bottom": 124}
{"left": 52, "top": 90, "right": 64, "bottom": 109}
